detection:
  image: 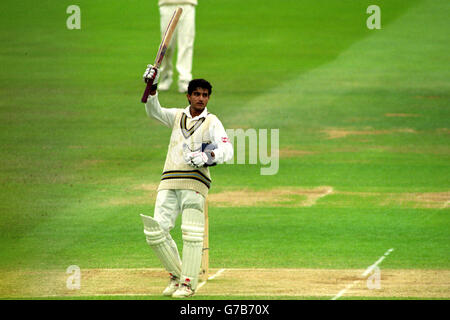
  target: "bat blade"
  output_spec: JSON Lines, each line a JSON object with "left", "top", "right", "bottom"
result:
{"left": 141, "top": 7, "right": 183, "bottom": 103}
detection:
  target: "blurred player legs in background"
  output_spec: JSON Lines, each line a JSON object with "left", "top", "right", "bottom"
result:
{"left": 158, "top": 1, "right": 197, "bottom": 93}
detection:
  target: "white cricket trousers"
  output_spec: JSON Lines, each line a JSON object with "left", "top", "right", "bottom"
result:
{"left": 154, "top": 189, "right": 205, "bottom": 232}
{"left": 153, "top": 189, "right": 205, "bottom": 257}
{"left": 159, "top": 4, "right": 195, "bottom": 91}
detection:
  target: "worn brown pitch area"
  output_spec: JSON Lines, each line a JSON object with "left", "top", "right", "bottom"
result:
{"left": 104, "top": 184, "right": 449, "bottom": 209}
{"left": 198, "top": 269, "right": 450, "bottom": 298}
{"left": 0, "top": 268, "right": 448, "bottom": 299}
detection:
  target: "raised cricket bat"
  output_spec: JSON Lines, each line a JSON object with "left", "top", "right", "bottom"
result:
{"left": 200, "top": 199, "right": 209, "bottom": 282}
{"left": 141, "top": 7, "right": 183, "bottom": 103}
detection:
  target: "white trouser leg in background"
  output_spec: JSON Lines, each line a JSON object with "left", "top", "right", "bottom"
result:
{"left": 175, "top": 4, "right": 195, "bottom": 92}
{"left": 159, "top": 4, "right": 195, "bottom": 92}
{"left": 158, "top": 5, "right": 176, "bottom": 90}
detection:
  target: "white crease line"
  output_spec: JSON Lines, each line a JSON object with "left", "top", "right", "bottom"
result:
{"left": 208, "top": 268, "right": 226, "bottom": 280}
{"left": 331, "top": 280, "right": 359, "bottom": 301}
{"left": 362, "top": 248, "right": 394, "bottom": 277}
{"left": 196, "top": 268, "right": 226, "bottom": 291}
{"left": 331, "top": 248, "right": 394, "bottom": 300}
{"left": 362, "top": 256, "right": 385, "bottom": 277}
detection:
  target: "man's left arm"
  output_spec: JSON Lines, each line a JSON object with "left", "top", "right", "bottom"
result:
{"left": 184, "top": 116, "right": 233, "bottom": 168}
{"left": 208, "top": 116, "right": 233, "bottom": 164}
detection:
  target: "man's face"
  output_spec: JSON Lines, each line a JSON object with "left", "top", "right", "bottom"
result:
{"left": 187, "top": 87, "right": 210, "bottom": 114}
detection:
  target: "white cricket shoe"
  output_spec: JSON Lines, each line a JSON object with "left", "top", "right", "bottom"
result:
{"left": 158, "top": 75, "right": 172, "bottom": 91}
{"left": 178, "top": 81, "right": 189, "bottom": 93}
{"left": 162, "top": 274, "right": 179, "bottom": 296}
{"left": 158, "top": 82, "right": 171, "bottom": 91}
{"left": 172, "top": 283, "right": 195, "bottom": 298}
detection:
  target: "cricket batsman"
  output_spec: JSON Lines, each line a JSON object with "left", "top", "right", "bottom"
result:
{"left": 140, "top": 65, "right": 233, "bottom": 298}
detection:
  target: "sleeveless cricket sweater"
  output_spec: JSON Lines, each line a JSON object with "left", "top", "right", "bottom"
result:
{"left": 157, "top": 110, "right": 214, "bottom": 198}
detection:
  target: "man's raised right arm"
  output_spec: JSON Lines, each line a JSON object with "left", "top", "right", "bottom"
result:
{"left": 143, "top": 65, "right": 177, "bottom": 128}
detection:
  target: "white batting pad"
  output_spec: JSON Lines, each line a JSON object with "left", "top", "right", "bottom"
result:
{"left": 180, "top": 208, "right": 205, "bottom": 290}
{"left": 140, "top": 214, "right": 182, "bottom": 277}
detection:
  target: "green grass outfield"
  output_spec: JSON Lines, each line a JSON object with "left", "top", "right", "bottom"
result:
{"left": 0, "top": 0, "right": 449, "bottom": 300}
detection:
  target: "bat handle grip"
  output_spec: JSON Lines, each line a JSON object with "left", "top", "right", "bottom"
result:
{"left": 141, "top": 78, "right": 155, "bottom": 103}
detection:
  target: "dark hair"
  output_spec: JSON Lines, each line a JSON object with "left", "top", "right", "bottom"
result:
{"left": 187, "top": 79, "right": 212, "bottom": 95}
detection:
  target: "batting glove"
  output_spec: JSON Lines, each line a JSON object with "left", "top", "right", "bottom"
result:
{"left": 186, "top": 151, "right": 209, "bottom": 168}
{"left": 143, "top": 64, "right": 159, "bottom": 85}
